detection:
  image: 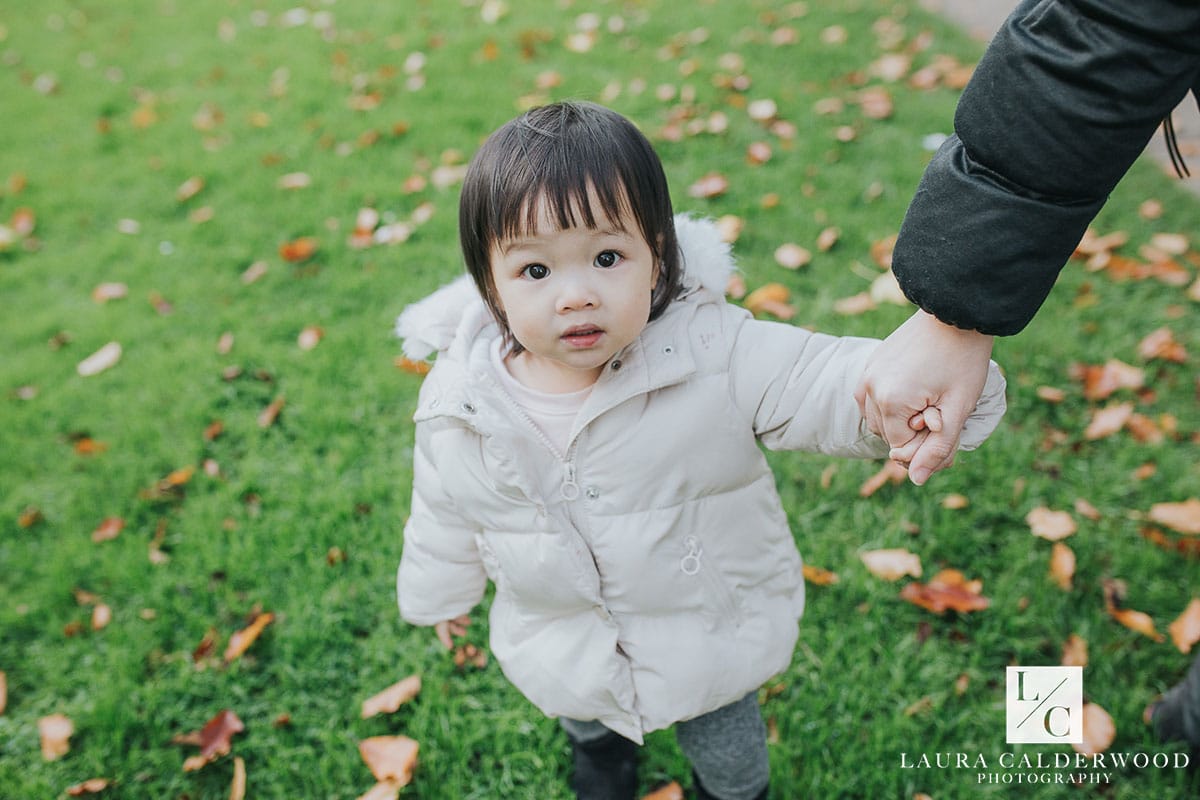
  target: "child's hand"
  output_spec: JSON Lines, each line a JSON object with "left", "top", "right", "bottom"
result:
{"left": 434, "top": 614, "right": 471, "bottom": 650}
{"left": 887, "top": 406, "right": 946, "bottom": 469}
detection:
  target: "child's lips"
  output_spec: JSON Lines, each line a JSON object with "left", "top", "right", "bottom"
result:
{"left": 561, "top": 326, "right": 604, "bottom": 348}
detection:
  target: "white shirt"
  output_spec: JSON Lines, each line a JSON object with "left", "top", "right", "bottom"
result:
{"left": 490, "top": 339, "right": 591, "bottom": 455}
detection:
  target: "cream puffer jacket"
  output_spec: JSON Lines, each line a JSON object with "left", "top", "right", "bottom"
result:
{"left": 395, "top": 216, "right": 1006, "bottom": 743}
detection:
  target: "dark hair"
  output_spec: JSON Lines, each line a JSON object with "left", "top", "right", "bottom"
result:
{"left": 458, "top": 101, "right": 681, "bottom": 350}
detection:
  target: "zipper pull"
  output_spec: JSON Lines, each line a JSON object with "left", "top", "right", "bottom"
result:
{"left": 561, "top": 463, "right": 580, "bottom": 501}
{"left": 681, "top": 536, "right": 702, "bottom": 575}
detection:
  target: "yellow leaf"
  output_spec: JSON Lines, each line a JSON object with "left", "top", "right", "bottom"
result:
{"left": 1168, "top": 598, "right": 1200, "bottom": 654}
{"left": 802, "top": 564, "right": 839, "bottom": 585}
{"left": 224, "top": 612, "right": 274, "bottom": 663}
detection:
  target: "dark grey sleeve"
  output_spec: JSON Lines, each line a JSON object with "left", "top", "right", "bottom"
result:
{"left": 892, "top": 0, "right": 1200, "bottom": 335}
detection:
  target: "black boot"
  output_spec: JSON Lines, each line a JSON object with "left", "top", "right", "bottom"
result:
{"left": 568, "top": 729, "right": 638, "bottom": 800}
{"left": 691, "top": 769, "right": 768, "bottom": 800}
{"left": 1150, "top": 651, "right": 1200, "bottom": 753}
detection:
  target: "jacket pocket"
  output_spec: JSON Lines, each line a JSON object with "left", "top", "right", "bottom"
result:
{"left": 680, "top": 536, "right": 743, "bottom": 630}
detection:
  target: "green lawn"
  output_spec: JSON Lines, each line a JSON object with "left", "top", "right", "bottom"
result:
{"left": 1, "top": 1, "right": 1198, "bottom": 797}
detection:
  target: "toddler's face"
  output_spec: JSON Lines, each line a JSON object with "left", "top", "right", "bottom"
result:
{"left": 489, "top": 187, "right": 657, "bottom": 393}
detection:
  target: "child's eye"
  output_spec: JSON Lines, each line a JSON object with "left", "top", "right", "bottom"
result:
{"left": 594, "top": 250, "right": 622, "bottom": 269}
{"left": 521, "top": 263, "right": 550, "bottom": 280}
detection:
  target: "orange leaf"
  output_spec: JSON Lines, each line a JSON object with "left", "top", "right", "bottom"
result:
{"left": 0, "top": 670, "right": 6, "bottom": 715}
{"left": 743, "top": 283, "right": 794, "bottom": 319}
{"left": 1061, "top": 634, "right": 1088, "bottom": 668}
{"left": 66, "top": 779, "right": 111, "bottom": 796}
{"left": 869, "top": 235, "right": 897, "bottom": 269}
{"left": 1148, "top": 499, "right": 1200, "bottom": 534}
{"left": 1049, "top": 542, "right": 1075, "bottom": 591}
{"left": 279, "top": 236, "right": 318, "bottom": 262}
{"left": 1072, "top": 702, "right": 1115, "bottom": 756}
{"left": 92, "top": 517, "right": 124, "bottom": 543}
{"left": 176, "top": 176, "right": 205, "bottom": 202}
{"left": 1084, "top": 402, "right": 1133, "bottom": 440}
{"left": 180, "top": 709, "right": 245, "bottom": 771}
{"left": 230, "top": 756, "right": 246, "bottom": 800}
{"left": 1074, "top": 359, "right": 1144, "bottom": 400}
{"left": 91, "top": 282, "right": 128, "bottom": 303}
{"left": 39, "top": 714, "right": 74, "bottom": 760}
{"left": 834, "top": 291, "right": 876, "bottom": 316}
{"left": 774, "top": 243, "right": 811, "bottom": 270}
{"left": 394, "top": 356, "right": 431, "bottom": 376}
{"left": 1026, "top": 507, "right": 1076, "bottom": 541}
{"left": 18, "top": 506, "right": 44, "bottom": 528}
{"left": 258, "top": 395, "right": 286, "bottom": 428}
{"left": 358, "top": 736, "right": 419, "bottom": 785}
{"left": 641, "top": 782, "right": 684, "bottom": 800}
{"left": 1109, "top": 607, "right": 1165, "bottom": 642}
{"left": 91, "top": 603, "right": 112, "bottom": 631}
{"left": 802, "top": 564, "right": 839, "bottom": 585}
{"left": 224, "top": 612, "right": 274, "bottom": 663}
{"left": 860, "top": 548, "right": 922, "bottom": 581}
{"left": 1074, "top": 498, "right": 1102, "bottom": 521}
{"left": 899, "top": 569, "right": 990, "bottom": 615}
{"left": 1138, "top": 327, "right": 1188, "bottom": 363}
{"left": 361, "top": 675, "right": 422, "bottom": 719}
{"left": 1168, "top": 598, "right": 1200, "bottom": 654}
{"left": 298, "top": 326, "right": 324, "bottom": 351}
{"left": 858, "top": 460, "right": 907, "bottom": 497}
{"left": 687, "top": 173, "right": 729, "bottom": 199}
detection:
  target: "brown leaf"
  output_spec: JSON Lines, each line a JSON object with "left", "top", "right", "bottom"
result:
{"left": 65, "top": 778, "right": 111, "bottom": 796}
{"left": 394, "top": 357, "right": 431, "bottom": 376}
{"left": 1106, "top": 599, "right": 1164, "bottom": 642}
{"left": 1138, "top": 327, "right": 1187, "bottom": 363}
{"left": 224, "top": 612, "right": 274, "bottom": 663}
{"left": 857, "top": 87, "right": 893, "bottom": 120}
{"left": 1061, "top": 634, "right": 1088, "bottom": 668}
{"left": 1084, "top": 402, "right": 1133, "bottom": 440}
{"left": 774, "top": 243, "right": 811, "bottom": 270}
{"left": 92, "top": 517, "right": 124, "bottom": 543}
{"left": 0, "top": 670, "right": 6, "bottom": 715}
{"left": 91, "top": 282, "right": 128, "bottom": 303}
{"left": 641, "top": 782, "right": 684, "bottom": 800}
{"left": 869, "top": 235, "right": 897, "bottom": 269}
{"left": 802, "top": 564, "right": 839, "bottom": 585}
{"left": 18, "top": 507, "right": 44, "bottom": 528}
{"left": 1074, "top": 498, "right": 1102, "bottom": 521}
{"left": 279, "top": 237, "right": 318, "bottom": 262}
{"left": 687, "top": 173, "right": 729, "bottom": 199}
{"left": 1148, "top": 498, "right": 1200, "bottom": 534}
{"left": 1026, "top": 507, "right": 1076, "bottom": 541}
{"left": 230, "top": 756, "right": 246, "bottom": 800}
{"left": 39, "top": 714, "right": 74, "bottom": 760}
{"left": 193, "top": 627, "right": 218, "bottom": 663}
{"left": 1036, "top": 385, "right": 1066, "bottom": 403}
{"left": 834, "top": 291, "right": 876, "bottom": 316}
{"left": 743, "top": 283, "right": 793, "bottom": 319}
{"left": 1072, "top": 702, "right": 1115, "bottom": 756}
{"left": 176, "top": 176, "right": 205, "bottom": 202}
{"left": 899, "top": 569, "right": 990, "bottom": 615}
{"left": 859, "top": 460, "right": 907, "bottom": 496}
{"left": 860, "top": 549, "right": 922, "bottom": 581}
{"left": 297, "top": 326, "right": 324, "bottom": 351}
{"left": 358, "top": 736, "right": 419, "bottom": 785}
{"left": 815, "top": 227, "right": 840, "bottom": 252}
{"left": 361, "top": 675, "right": 422, "bottom": 719}
{"left": 1074, "top": 359, "right": 1144, "bottom": 400}
{"left": 1168, "top": 598, "right": 1200, "bottom": 653}
{"left": 1150, "top": 232, "right": 1190, "bottom": 255}
{"left": 258, "top": 395, "right": 286, "bottom": 428}
{"left": 180, "top": 710, "right": 245, "bottom": 771}
{"left": 941, "top": 493, "right": 968, "bottom": 510}
{"left": 1049, "top": 542, "right": 1075, "bottom": 590}
{"left": 77, "top": 342, "right": 122, "bottom": 377}
{"left": 91, "top": 603, "right": 112, "bottom": 631}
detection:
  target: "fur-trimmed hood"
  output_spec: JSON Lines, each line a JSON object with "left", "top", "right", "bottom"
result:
{"left": 395, "top": 213, "right": 734, "bottom": 360}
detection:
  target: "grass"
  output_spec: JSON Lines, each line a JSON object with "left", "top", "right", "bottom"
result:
{"left": 1, "top": 0, "right": 1198, "bottom": 797}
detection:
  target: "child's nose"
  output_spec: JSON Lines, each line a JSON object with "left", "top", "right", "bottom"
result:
{"left": 556, "top": 274, "right": 598, "bottom": 312}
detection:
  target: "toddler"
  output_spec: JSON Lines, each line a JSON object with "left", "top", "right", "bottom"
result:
{"left": 395, "top": 101, "right": 1006, "bottom": 800}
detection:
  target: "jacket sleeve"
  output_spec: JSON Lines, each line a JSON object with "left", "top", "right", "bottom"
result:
{"left": 729, "top": 314, "right": 1006, "bottom": 455}
{"left": 396, "top": 419, "right": 488, "bottom": 626}
{"left": 893, "top": 0, "right": 1200, "bottom": 335}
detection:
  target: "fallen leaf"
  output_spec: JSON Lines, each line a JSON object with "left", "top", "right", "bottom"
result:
{"left": 1061, "top": 634, "right": 1088, "bottom": 668}
{"left": 1084, "top": 402, "right": 1133, "bottom": 440}
{"left": 1026, "top": 507, "right": 1076, "bottom": 541}
{"left": 746, "top": 141, "right": 772, "bottom": 165}
{"left": 899, "top": 569, "right": 990, "bottom": 615}
{"left": 860, "top": 548, "right": 922, "bottom": 581}
{"left": 91, "top": 282, "right": 128, "bottom": 303}
{"left": 193, "top": 627, "right": 218, "bottom": 663}
{"left": 297, "top": 326, "right": 324, "bottom": 351}
{"left": 1148, "top": 499, "right": 1200, "bottom": 534}
{"left": 1036, "top": 385, "right": 1066, "bottom": 403}
{"left": 394, "top": 357, "right": 431, "bottom": 376}
{"left": 869, "top": 235, "right": 897, "bottom": 269}
{"left": 1074, "top": 359, "right": 1144, "bottom": 400}
{"left": 179, "top": 710, "right": 245, "bottom": 771}
{"left": 1049, "top": 542, "right": 1075, "bottom": 590}
{"left": 859, "top": 460, "right": 907, "bottom": 496}
{"left": 258, "top": 396, "right": 286, "bottom": 428}
{"left": 0, "top": 671, "right": 6, "bottom": 714}
{"left": 362, "top": 675, "right": 422, "bottom": 719}
{"left": 802, "top": 564, "right": 839, "bottom": 585}
{"left": 954, "top": 673, "right": 970, "bottom": 696}
{"left": 834, "top": 291, "right": 876, "bottom": 315}
{"left": 77, "top": 342, "right": 122, "bottom": 377}
{"left": 242, "top": 261, "right": 269, "bottom": 284}
{"left": 176, "top": 176, "right": 205, "bottom": 202}
{"left": 1074, "top": 498, "right": 1102, "bottom": 521}
{"left": 65, "top": 778, "right": 111, "bottom": 796}
{"left": 39, "top": 714, "right": 74, "bottom": 760}
{"left": 1150, "top": 232, "right": 1190, "bottom": 255}
{"left": 641, "top": 782, "right": 684, "bottom": 800}
{"left": 279, "top": 237, "right": 318, "bottom": 262}
{"left": 358, "top": 736, "right": 419, "bottom": 785}
{"left": 1102, "top": 579, "right": 1165, "bottom": 641}
{"left": 774, "top": 243, "right": 811, "bottom": 270}
{"left": 1139, "top": 199, "right": 1164, "bottom": 220}
{"left": 1072, "top": 702, "right": 1116, "bottom": 756}
{"left": 92, "top": 517, "right": 124, "bottom": 543}
{"left": 91, "top": 603, "right": 112, "bottom": 631}
{"left": 224, "top": 612, "right": 274, "bottom": 663}
{"left": 904, "top": 696, "right": 934, "bottom": 716}
{"left": 743, "top": 283, "right": 794, "bottom": 319}
{"left": 869, "top": 271, "right": 908, "bottom": 305}
{"left": 1074, "top": 228, "right": 1129, "bottom": 257}
{"left": 815, "top": 227, "right": 840, "bottom": 252}
{"left": 687, "top": 173, "right": 729, "bottom": 199}
{"left": 1168, "top": 598, "right": 1200, "bottom": 653}
{"left": 230, "top": 756, "right": 246, "bottom": 800}
{"left": 1138, "top": 327, "right": 1187, "bottom": 363}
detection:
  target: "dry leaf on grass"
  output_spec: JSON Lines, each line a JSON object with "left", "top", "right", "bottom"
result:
{"left": 362, "top": 675, "right": 422, "bottom": 719}
{"left": 1072, "top": 702, "right": 1116, "bottom": 756}
{"left": 1026, "top": 507, "right": 1076, "bottom": 541}
{"left": 1049, "top": 542, "right": 1075, "bottom": 591}
{"left": 39, "top": 714, "right": 74, "bottom": 760}
{"left": 900, "top": 569, "right": 990, "bottom": 615}
{"left": 1102, "top": 579, "right": 1165, "bottom": 642}
{"left": 859, "top": 460, "right": 907, "bottom": 497}
{"left": 860, "top": 549, "right": 922, "bottom": 581}
{"left": 258, "top": 396, "right": 286, "bottom": 428}
{"left": 1073, "top": 359, "right": 1144, "bottom": 400}
{"left": 1084, "top": 402, "right": 1134, "bottom": 440}
{"left": 224, "top": 612, "right": 274, "bottom": 663}
{"left": 743, "top": 283, "right": 794, "bottom": 319}
{"left": 1148, "top": 499, "right": 1200, "bottom": 534}
{"left": 802, "top": 564, "right": 839, "bottom": 585}
{"left": 77, "top": 342, "right": 122, "bottom": 377}
{"left": 687, "top": 173, "right": 729, "bottom": 199}
{"left": 92, "top": 517, "right": 124, "bottom": 543}
{"left": 177, "top": 709, "right": 245, "bottom": 771}
{"left": 641, "top": 782, "right": 684, "bottom": 800}
{"left": 774, "top": 243, "right": 811, "bottom": 270}
{"left": 359, "top": 735, "right": 419, "bottom": 785}
{"left": 1061, "top": 634, "right": 1088, "bottom": 668}
{"left": 66, "top": 779, "right": 111, "bottom": 796}
{"left": 230, "top": 757, "right": 246, "bottom": 800}
{"left": 279, "top": 237, "right": 318, "bottom": 262}
{"left": 0, "top": 670, "right": 6, "bottom": 715}
{"left": 1168, "top": 599, "right": 1200, "bottom": 653}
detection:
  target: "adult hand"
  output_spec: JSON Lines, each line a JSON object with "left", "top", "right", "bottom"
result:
{"left": 434, "top": 614, "right": 471, "bottom": 650}
{"left": 855, "top": 309, "right": 994, "bottom": 485}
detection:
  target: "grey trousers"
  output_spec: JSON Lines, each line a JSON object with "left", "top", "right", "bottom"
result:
{"left": 560, "top": 692, "right": 770, "bottom": 800}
